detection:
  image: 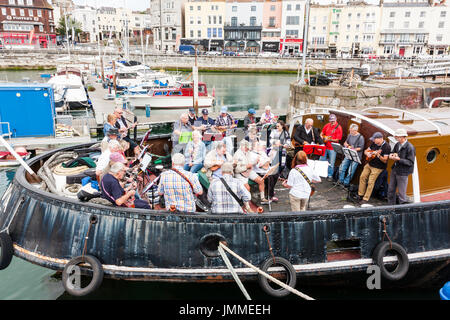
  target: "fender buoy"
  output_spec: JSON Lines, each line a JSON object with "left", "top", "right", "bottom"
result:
{"left": 0, "top": 232, "right": 14, "bottom": 270}
{"left": 373, "top": 241, "right": 409, "bottom": 281}
{"left": 258, "top": 257, "right": 297, "bottom": 298}
{"left": 62, "top": 255, "right": 104, "bottom": 297}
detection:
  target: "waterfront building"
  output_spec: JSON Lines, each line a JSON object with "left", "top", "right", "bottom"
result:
{"left": 149, "top": 0, "right": 183, "bottom": 52}
{"left": 129, "top": 10, "right": 152, "bottom": 45}
{"left": 427, "top": 2, "right": 449, "bottom": 56}
{"left": 71, "top": 4, "right": 96, "bottom": 43}
{"left": 280, "top": 0, "right": 306, "bottom": 55}
{"left": 0, "top": 0, "right": 56, "bottom": 49}
{"left": 48, "top": 0, "right": 73, "bottom": 26}
{"left": 308, "top": 3, "right": 331, "bottom": 54}
{"left": 224, "top": 0, "right": 263, "bottom": 53}
{"left": 261, "top": 0, "right": 282, "bottom": 53}
{"left": 183, "top": 0, "right": 226, "bottom": 52}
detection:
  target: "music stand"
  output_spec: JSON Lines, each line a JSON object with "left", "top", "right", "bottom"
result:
{"left": 343, "top": 147, "right": 361, "bottom": 164}
{"left": 304, "top": 144, "right": 327, "bottom": 157}
{"left": 262, "top": 163, "right": 280, "bottom": 212}
{"left": 331, "top": 142, "right": 344, "bottom": 155}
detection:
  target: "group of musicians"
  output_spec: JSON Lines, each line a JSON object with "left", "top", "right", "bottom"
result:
{"left": 99, "top": 107, "right": 416, "bottom": 213}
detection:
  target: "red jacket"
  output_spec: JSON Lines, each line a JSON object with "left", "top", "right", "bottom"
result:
{"left": 322, "top": 123, "right": 343, "bottom": 150}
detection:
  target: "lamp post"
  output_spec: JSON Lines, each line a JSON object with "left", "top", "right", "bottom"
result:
{"left": 191, "top": 39, "right": 200, "bottom": 116}
{"left": 298, "top": 0, "right": 310, "bottom": 84}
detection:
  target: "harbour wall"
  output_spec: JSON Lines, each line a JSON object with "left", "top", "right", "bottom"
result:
{"left": 0, "top": 49, "right": 426, "bottom": 74}
{"left": 287, "top": 81, "right": 450, "bottom": 122}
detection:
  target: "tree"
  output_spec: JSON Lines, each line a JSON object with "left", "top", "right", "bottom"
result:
{"left": 56, "top": 16, "right": 82, "bottom": 40}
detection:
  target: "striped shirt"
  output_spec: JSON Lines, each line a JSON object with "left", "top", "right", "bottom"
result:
{"left": 207, "top": 174, "right": 251, "bottom": 214}
{"left": 158, "top": 166, "right": 202, "bottom": 212}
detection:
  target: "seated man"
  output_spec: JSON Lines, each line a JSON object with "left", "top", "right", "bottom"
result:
{"left": 251, "top": 140, "right": 275, "bottom": 204}
{"left": 233, "top": 139, "right": 266, "bottom": 197}
{"left": 101, "top": 162, "right": 150, "bottom": 209}
{"left": 292, "top": 118, "right": 323, "bottom": 154}
{"left": 357, "top": 132, "right": 391, "bottom": 205}
{"left": 204, "top": 141, "right": 232, "bottom": 181}
{"left": 208, "top": 162, "right": 252, "bottom": 214}
{"left": 101, "top": 127, "right": 120, "bottom": 153}
{"left": 113, "top": 107, "right": 140, "bottom": 157}
{"left": 172, "top": 113, "right": 193, "bottom": 155}
{"left": 158, "top": 153, "right": 203, "bottom": 212}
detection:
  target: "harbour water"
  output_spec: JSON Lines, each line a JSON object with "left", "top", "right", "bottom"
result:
{"left": 0, "top": 70, "right": 442, "bottom": 300}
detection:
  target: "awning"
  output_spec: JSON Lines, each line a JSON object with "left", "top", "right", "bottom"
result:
{"left": 225, "top": 41, "right": 237, "bottom": 47}
{"left": 238, "top": 41, "right": 245, "bottom": 47}
{"left": 246, "top": 40, "right": 259, "bottom": 47}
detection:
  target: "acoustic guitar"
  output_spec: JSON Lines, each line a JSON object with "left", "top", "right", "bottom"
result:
{"left": 366, "top": 149, "right": 381, "bottom": 161}
{"left": 322, "top": 135, "right": 332, "bottom": 143}
{"left": 210, "top": 164, "right": 221, "bottom": 172}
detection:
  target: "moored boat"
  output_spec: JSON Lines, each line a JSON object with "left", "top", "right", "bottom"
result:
{"left": 0, "top": 106, "right": 449, "bottom": 297}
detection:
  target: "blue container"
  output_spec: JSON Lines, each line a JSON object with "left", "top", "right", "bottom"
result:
{"left": 440, "top": 281, "right": 450, "bottom": 300}
{"left": 0, "top": 84, "right": 55, "bottom": 138}
{"left": 145, "top": 105, "right": 151, "bottom": 118}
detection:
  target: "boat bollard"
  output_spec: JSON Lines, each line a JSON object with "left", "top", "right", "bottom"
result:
{"left": 146, "top": 104, "right": 151, "bottom": 118}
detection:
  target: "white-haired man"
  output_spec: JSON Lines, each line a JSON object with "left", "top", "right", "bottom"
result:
{"left": 158, "top": 153, "right": 203, "bottom": 212}
{"left": 172, "top": 113, "right": 193, "bottom": 155}
{"left": 208, "top": 162, "right": 252, "bottom": 214}
{"left": 101, "top": 162, "right": 150, "bottom": 209}
{"left": 204, "top": 141, "right": 232, "bottom": 181}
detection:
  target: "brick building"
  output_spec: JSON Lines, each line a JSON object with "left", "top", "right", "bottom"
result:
{"left": 0, "top": 0, "right": 55, "bottom": 49}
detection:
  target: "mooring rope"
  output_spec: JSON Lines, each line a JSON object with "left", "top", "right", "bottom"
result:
{"left": 218, "top": 242, "right": 315, "bottom": 300}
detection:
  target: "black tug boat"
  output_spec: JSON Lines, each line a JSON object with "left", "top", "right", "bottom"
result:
{"left": 0, "top": 108, "right": 449, "bottom": 298}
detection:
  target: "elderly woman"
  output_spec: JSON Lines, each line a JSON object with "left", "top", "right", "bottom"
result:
{"left": 184, "top": 130, "right": 206, "bottom": 173}
{"left": 283, "top": 151, "right": 321, "bottom": 211}
{"left": 103, "top": 114, "right": 117, "bottom": 137}
{"left": 259, "top": 105, "right": 276, "bottom": 125}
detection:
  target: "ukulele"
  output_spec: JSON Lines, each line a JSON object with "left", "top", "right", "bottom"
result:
{"left": 322, "top": 135, "right": 332, "bottom": 143}
{"left": 366, "top": 149, "right": 381, "bottom": 161}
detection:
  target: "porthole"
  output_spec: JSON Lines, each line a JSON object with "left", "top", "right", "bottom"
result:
{"left": 426, "top": 148, "right": 439, "bottom": 163}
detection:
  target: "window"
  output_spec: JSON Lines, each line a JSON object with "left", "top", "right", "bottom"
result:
{"left": 312, "top": 37, "right": 325, "bottom": 45}
{"left": 213, "top": 28, "right": 217, "bottom": 37}
{"left": 218, "top": 28, "right": 222, "bottom": 38}
{"left": 18, "top": 0, "right": 24, "bottom": 4}
{"left": 39, "top": 25, "right": 43, "bottom": 32}
{"left": 354, "top": 35, "right": 359, "bottom": 41}
{"left": 436, "top": 34, "right": 443, "bottom": 42}
{"left": 26, "top": 0, "right": 33, "bottom": 5}
{"left": 405, "top": 11, "right": 410, "bottom": 18}
{"left": 418, "top": 21, "right": 424, "bottom": 28}
{"left": 389, "top": 12, "right": 395, "bottom": 18}
{"left": 250, "top": 16, "right": 256, "bottom": 26}
{"left": 190, "top": 30, "right": 194, "bottom": 38}
{"left": 384, "top": 45, "right": 393, "bottom": 54}
{"left": 287, "top": 4, "right": 291, "bottom": 11}
{"left": 197, "top": 6, "right": 200, "bottom": 10}
{"left": 296, "top": 4, "right": 300, "bottom": 11}
{"left": 198, "top": 30, "right": 201, "bottom": 38}
{"left": 286, "top": 16, "right": 300, "bottom": 25}
{"left": 213, "top": 16, "right": 216, "bottom": 24}
{"left": 207, "top": 28, "right": 211, "bottom": 38}
{"left": 251, "top": 6, "right": 256, "bottom": 12}
{"left": 355, "top": 24, "right": 359, "bottom": 31}
{"left": 389, "top": 21, "right": 394, "bottom": 28}
{"left": 270, "top": 5, "right": 275, "bottom": 11}
{"left": 190, "top": 17, "right": 194, "bottom": 25}
{"left": 189, "top": 6, "right": 193, "bottom": 11}
{"left": 420, "top": 11, "right": 425, "bottom": 18}
{"left": 1, "top": 8, "right": 6, "bottom": 15}
{"left": 440, "top": 11, "right": 446, "bottom": 18}
{"left": 438, "top": 21, "right": 444, "bottom": 28}
{"left": 346, "top": 24, "right": 350, "bottom": 31}
{"left": 198, "top": 17, "right": 201, "bottom": 24}
{"left": 348, "top": 13, "right": 352, "bottom": 19}
{"left": 232, "top": 6, "right": 237, "bottom": 12}
{"left": 37, "top": 10, "right": 41, "bottom": 17}
{"left": 231, "top": 17, "right": 237, "bottom": 26}
{"left": 208, "top": 16, "right": 211, "bottom": 24}
{"left": 286, "top": 29, "right": 299, "bottom": 38}
{"left": 269, "top": 17, "right": 275, "bottom": 27}
{"left": 403, "top": 21, "right": 409, "bottom": 28}
{"left": 8, "top": 0, "right": 15, "bottom": 4}
{"left": 10, "top": 8, "right": 16, "bottom": 16}
{"left": 415, "top": 34, "right": 426, "bottom": 43}
{"left": 357, "top": 13, "right": 361, "bottom": 19}
{"left": 20, "top": 9, "right": 24, "bottom": 16}
{"left": 219, "top": 16, "right": 222, "bottom": 24}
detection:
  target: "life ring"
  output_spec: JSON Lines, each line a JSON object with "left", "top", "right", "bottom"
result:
{"left": 0, "top": 232, "right": 14, "bottom": 270}
{"left": 258, "top": 257, "right": 297, "bottom": 298}
{"left": 373, "top": 241, "right": 409, "bottom": 281}
{"left": 62, "top": 255, "right": 104, "bottom": 297}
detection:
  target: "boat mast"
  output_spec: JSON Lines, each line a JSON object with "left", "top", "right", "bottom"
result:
{"left": 298, "top": 0, "right": 310, "bottom": 84}
{"left": 64, "top": 6, "right": 71, "bottom": 61}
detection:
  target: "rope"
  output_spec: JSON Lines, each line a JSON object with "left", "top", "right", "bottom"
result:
{"left": 217, "top": 244, "right": 252, "bottom": 300}
{"left": 382, "top": 218, "right": 393, "bottom": 249}
{"left": 53, "top": 163, "right": 90, "bottom": 176}
{"left": 218, "top": 242, "right": 315, "bottom": 300}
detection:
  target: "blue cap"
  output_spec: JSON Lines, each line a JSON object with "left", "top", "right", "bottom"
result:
{"left": 220, "top": 106, "right": 228, "bottom": 113}
{"left": 188, "top": 107, "right": 195, "bottom": 113}
{"left": 370, "top": 132, "right": 383, "bottom": 141}
{"left": 248, "top": 108, "right": 256, "bottom": 114}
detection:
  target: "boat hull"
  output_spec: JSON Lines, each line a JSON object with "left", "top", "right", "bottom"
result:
{"left": 1, "top": 143, "right": 449, "bottom": 288}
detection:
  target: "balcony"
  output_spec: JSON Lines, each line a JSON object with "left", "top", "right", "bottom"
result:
{"left": 224, "top": 23, "right": 262, "bottom": 31}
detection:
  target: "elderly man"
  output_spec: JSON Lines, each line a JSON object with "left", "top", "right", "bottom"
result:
{"left": 101, "top": 127, "right": 120, "bottom": 152}
{"left": 243, "top": 108, "right": 257, "bottom": 132}
{"left": 204, "top": 141, "right": 232, "bottom": 181}
{"left": 101, "top": 162, "right": 150, "bottom": 209}
{"left": 187, "top": 107, "right": 197, "bottom": 125}
{"left": 233, "top": 139, "right": 266, "bottom": 195}
{"left": 208, "top": 162, "right": 252, "bottom": 214}
{"left": 293, "top": 118, "right": 324, "bottom": 154}
{"left": 172, "top": 113, "right": 193, "bottom": 155}
{"left": 357, "top": 132, "right": 391, "bottom": 204}
{"left": 214, "top": 106, "right": 237, "bottom": 132}
{"left": 387, "top": 129, "right": 416, "bottom": 205}
{"left": 158, "top": 153, "right": 203, "bottom": 212}
{"left": 113, "top": 107, "right": 140, "bottom": 157}
{"left": 319, "top": 114, "right": 343, "bottom": 181}
{"left": 337, "top": 124, "right": 365, "bottom": 188}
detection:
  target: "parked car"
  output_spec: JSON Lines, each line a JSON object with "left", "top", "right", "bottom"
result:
{"left": 223, "top": 51, "right": 237, "bottom": 56}
{"left": 259, "top": 51, "right": 279, "bottom": 58}
{"left": 206, "top": 51, "right": 222, "bottom": 56}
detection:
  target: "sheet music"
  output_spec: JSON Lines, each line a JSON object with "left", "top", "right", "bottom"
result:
{"left": 343, "top": 147, "right": 361, "bottom": 164}
{"left": 307, "top": 160, "right": 329, "bottom": 177}
{"left": 140, "top": 153, "right": 152, "bottom": 171}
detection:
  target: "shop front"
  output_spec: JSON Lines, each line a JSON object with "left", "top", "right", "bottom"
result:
{"left": 279, "top": 38, "right": 303, "bottom": 55}
{"left": 262, "top": 41, "right": 279, "bottom": 53}
{"left": 208, "top": 39, "right": 224, "bottom": 52}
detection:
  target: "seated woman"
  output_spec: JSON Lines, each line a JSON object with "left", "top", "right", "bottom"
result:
{"left": 103, "top": 114, "right": 117, "bottom": 137}
{"left": 184, "top": 130, "right": 206, "bottom": 173}
{"left": 251, "top": 141, "right": 276, "bottom": 204}
{"left": 101, "top": 162, "right": 150, "bottom": 209}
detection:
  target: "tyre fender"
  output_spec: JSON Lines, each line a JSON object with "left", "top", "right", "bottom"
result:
{"left": 62, "top": 255, "right": 104, "bottom": 297}
{"left": 258, "top": 256, "right": 297, "bottom": 298}
{"left": 373, "top": 241, "right": 409, "bottom": 281}
{"left": 0, "top": 232, "right": 14, "bottom": 270}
